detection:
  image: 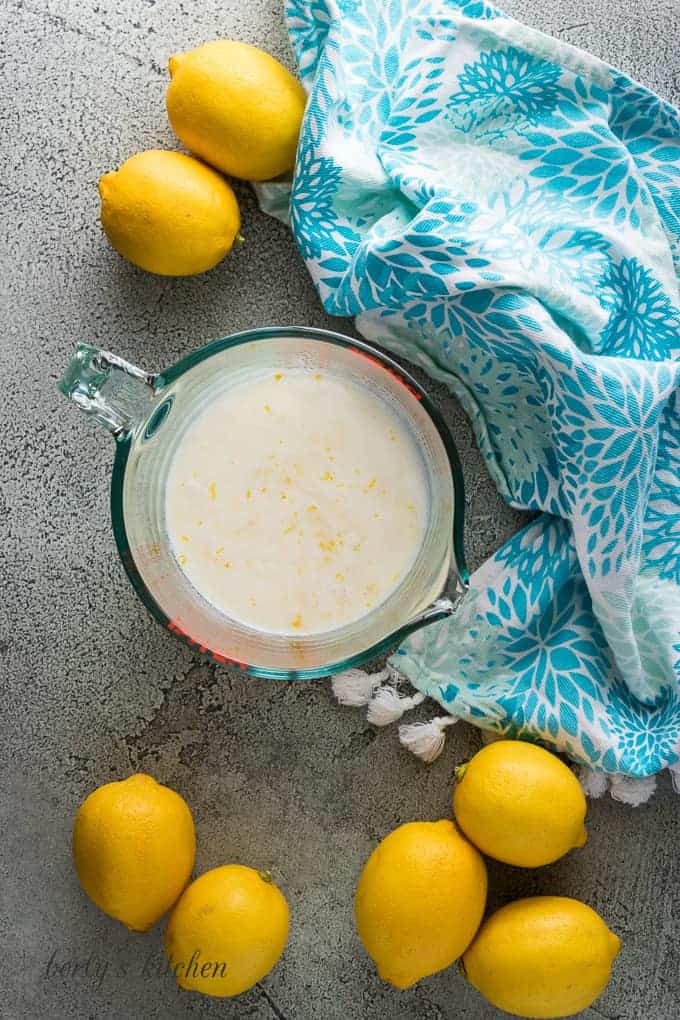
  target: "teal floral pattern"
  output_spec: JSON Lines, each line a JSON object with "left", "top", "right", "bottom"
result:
{"left": 604, "top": 259, "right": 680, "bottom": 359}
{"left": 451, "top": 47, "right": 562, "bottom": 121}
{"left": 264, "top": 0, "right": 680, "bottom": 777}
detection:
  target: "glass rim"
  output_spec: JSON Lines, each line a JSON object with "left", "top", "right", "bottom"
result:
{"left": 110, "top": 325, "right": 468, "bottom": 679}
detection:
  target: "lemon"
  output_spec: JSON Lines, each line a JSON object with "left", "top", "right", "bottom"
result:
{"left": 463, "top": 896, "right": 621, "bottom": 1018}
{"left": 72, "top": 773, "right": 195, "bottom": 932}
{"left": 99, "top": 149, "right": 241, "bottom": 276}
{"left": 453, "top": 739, "right": 587, "bottom": 867}
{"left": 354, "top": 819, "right": 487, "bottom": 989}
{"left": 164, "top": 865, "right": 289, "bottom": 997}
{"left": 166, "top": 40, "right": 307, "bottom": 181}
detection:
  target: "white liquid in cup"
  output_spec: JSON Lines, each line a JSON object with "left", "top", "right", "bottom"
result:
{"left": 165, "top": 368, "right": 428, "bottom": 635}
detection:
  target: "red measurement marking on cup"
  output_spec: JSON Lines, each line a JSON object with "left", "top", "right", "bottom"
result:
{"left": 350, "top": 349, "right": 422, "bottom": 401}
{"left": 168, "top": 619, "right": 248, "bottom": 670}
{"left": 212, "top": 652, "right": 248, "bottom": 671}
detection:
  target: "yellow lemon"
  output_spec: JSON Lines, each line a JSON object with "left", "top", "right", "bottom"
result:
{"left": 453, "top": 739, "right": 587, "bottom": 867}
{"left": 164, "top": 865, "right": 289, "bottom": 997}
{"left": 462, "top": 896, "right": 621, "bottom": 1018}
{"left": 72, "top": 773, "right": 195, "bottom": 932}
{"left": 99, "top": 149, "right": 241, "bottom": 276}
{"left": 166, "top": 40, "right": 307, "bottom": 181}
{"left": 355, "top": 819, "right": 487, "bottom": 990}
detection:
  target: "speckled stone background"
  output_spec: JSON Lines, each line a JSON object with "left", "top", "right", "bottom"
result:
{"left": 2, "top": 1, "right": 680, "bottom": 1017}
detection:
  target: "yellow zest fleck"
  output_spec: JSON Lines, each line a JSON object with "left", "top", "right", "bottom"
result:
{"left": 260, "top": 486, "right": 268, "bottom": 494}
{"left": 364, "top": 478, "right": 377, "bottom": 492}
{"left": 180, "top": 534, "right": 189, "bottom": 543}
{"left": 209, "top": 481, "right": 217, "bottom": 501}
{"left": 380, "top": 488, "right": 387, "bottom": 496}
{"left": 319, "top": 538, "right": 336, "bottom": 552}
{"left": 216, "top": 546, "right": 225, "bottom": 554}
{"left": 322, "top": 471, "right": 334, "bottom": 482}
{"left": 274, "top": 373, "right": 283, "bottom": 381}
{"left": 178, "top": 554, "right": 187, "bottom": 566}
{"left": 196, "top": 519, "right": 203, "bottom": 526}
{"left": 284, "top": 475, "right": 293, "bottom": 486}
{"left": 352, "top": 543, "right": 361, "bottom": 553}
{"left": 407, "top": 503, "right": 415, "bottom": 512}
{"left": 280, "top": 492, "right": 288, "bottom": 500}
{"left": 392, "top": 572, "right": 401, "bottom": 582}
{"left": 335, "top": 572, "right": 345, "bottom": 582}
{"left": 307, "top": 504, "right": 318, "bottom": 513}
{"left": 373, "top": 513, "right": 380, "bottom": 519}
{"left": 224, "top": 561, "right": 231, "bottom": 569}
{"left": 291, "top": 613, "right": 303, "bottom": 629}
{"left": 263, "top": 404, "right": 272, "bottom": 414}
{"left": 314, "top": 373, "right": 322, "bottom": 381}
{"left": 389, "top": 429, "right": 397, "bottom": 442}
{"left": 283, "top": 515, "right": 299, "bottom": 536}
{"left": 249, "top": 597, "right": 257, "bottom": 607}
{"left": 364, "top": 601, "right": 373, "bottom": 609}
{"left": 246, "top": 489, "right": 252, "bottom": 499}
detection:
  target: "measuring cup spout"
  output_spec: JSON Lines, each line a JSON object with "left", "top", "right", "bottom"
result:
{"left": 58, "top": 344, "right": 157, "bottom": 438}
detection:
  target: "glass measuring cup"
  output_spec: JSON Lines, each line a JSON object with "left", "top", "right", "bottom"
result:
{"left": 59, "top": 327, "right": 468, "bottom": 678}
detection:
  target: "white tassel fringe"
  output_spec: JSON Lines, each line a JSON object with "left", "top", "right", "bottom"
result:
{"left": 367, "top": 688, "right": 426, "bottom": 726}
{"left": 398, "top": 716, "right": 459, "bottom": 763}
{"left": 577, "top": 767, "right": 658, "bottom": 805}
{"left": 609, "top": 773, "right": 657, "bottom": 806}
{"left": 577, "top": 766, "right": 609, "bottom": 799}
{"left": 331, "top": 670, "right": 673, "bottom": 801}
{"left": 331, "top": 668, "right": 392, "bottom": 707}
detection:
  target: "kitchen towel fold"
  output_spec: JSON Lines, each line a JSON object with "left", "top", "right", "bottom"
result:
{"left": 259, "top": 0, "right": 680, "bottom": 778}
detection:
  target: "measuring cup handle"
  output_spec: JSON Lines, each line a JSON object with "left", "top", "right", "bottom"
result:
{"left": 58, "top": 343, "right": 157, "bottom": 438}
{"left": 407, "top": 571, "right": 468, "bottom": 631}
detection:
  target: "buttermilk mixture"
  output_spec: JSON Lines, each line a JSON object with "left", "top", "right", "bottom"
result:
{"left": 165, "top": 369, "right": 427, "bottom": 634}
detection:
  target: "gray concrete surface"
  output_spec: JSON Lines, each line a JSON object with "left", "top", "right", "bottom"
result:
{"left": 2, "top": 0, "right": 679, "bottom": 1017}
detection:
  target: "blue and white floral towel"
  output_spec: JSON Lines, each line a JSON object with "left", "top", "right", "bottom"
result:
{"left": 260, "top": 0, "right": 680, "bottom": 783}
